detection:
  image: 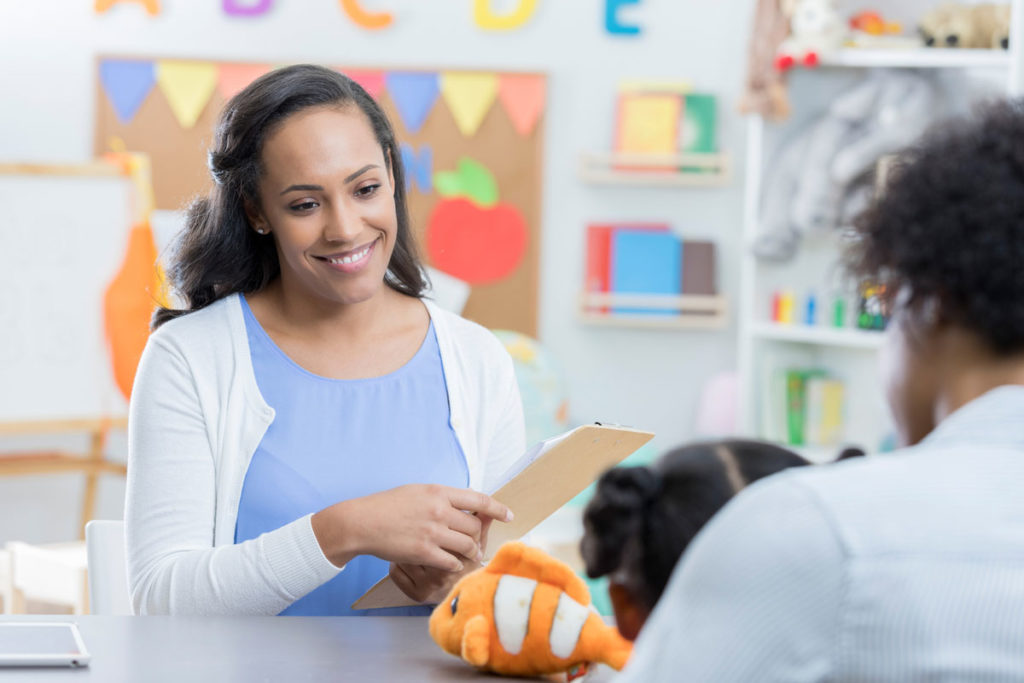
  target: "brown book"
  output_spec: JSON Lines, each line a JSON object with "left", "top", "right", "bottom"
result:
{"left": 681, "top": 240, "right": 716, "bottom": 295}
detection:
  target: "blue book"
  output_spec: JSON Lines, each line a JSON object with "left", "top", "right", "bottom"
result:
{"left": 611, "top": 228, "right": 682, "bottom": 315}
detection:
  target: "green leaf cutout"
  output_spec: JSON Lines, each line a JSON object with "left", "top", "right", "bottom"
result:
{"left": 434, "top": 170, "right": 464, "bottom": 199}
{"left": 431, "top": 157, "right": 499, "bottom": 208}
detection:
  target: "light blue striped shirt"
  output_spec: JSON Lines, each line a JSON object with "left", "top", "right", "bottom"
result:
{"left": 620, "top": 385, "right": 1024, "bottom": 681}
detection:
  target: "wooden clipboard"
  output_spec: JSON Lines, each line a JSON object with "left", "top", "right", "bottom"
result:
{"left": 352, "top": 423, "right": 655, "bottom": 610}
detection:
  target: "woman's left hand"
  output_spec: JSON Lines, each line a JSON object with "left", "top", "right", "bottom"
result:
{"left": 391, "top": 514, "right": 494, "bottom": 603}
{"left": 389, "top": 559, "right": 479, "bottom": 604}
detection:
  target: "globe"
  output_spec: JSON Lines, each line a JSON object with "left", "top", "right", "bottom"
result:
{"left": 492, "top": 330, "right": 570, "bottom": 447}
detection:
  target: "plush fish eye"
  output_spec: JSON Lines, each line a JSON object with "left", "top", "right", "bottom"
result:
{"left": 450, "top": 595, "right": 459, "bottom": 615}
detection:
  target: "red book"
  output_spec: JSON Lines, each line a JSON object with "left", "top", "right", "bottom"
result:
{"left": 585, "top": 224, "right": 614, "bottom": 313}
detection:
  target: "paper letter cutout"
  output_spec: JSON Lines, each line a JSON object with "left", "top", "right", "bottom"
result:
{"left": 223, "top": 0, "right": 273, "bottom": 16}
{"left": 100, "top": 59, "right": 157, "bottom": 124}
{"left": 473, "top": 0, "right": 537, "bottom": 30}
{"left": 400, "top": 143, "right": 433, "bottom": 194}
{"left": 342, "top": 69, "right": 385, "bottom": 100}
{"left": 95, "top": 0, "right": 160, "bottom": 15}
{"left": 156, "top": 60, "right": 219, "bottom": 129}
{"left": 605, "top": 0, "right": 642, "bottom": 35}
{"left": 440, "top": 72, "right": 499, "bottom": 137}
{"left": 340, "top": 0, "right": 394, "bottom": 29}
{"left": 498, "top": 74, "right": 545, "bottom": 137}
{"left": 385, "top": 72, "right": 439, "bottom": 134}
{"left": 216, "top": 63, "right": 270, "bottom": 100}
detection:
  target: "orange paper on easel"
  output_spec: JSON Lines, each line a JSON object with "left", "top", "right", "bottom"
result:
{"left": 103, "top": 222, "right": 167, "bottom": 400}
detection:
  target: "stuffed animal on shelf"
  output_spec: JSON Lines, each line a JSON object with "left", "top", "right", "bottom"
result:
{"left": 739, "top": 0, "right": 795, "bottom": 121}
{"left": 755, "top": 70, "right": 941, "bottom": 262}
{"left": 429, "top": 542, "right": 633, "bottom": 679}
{"left": 919, "top": 3, "right": 1011, "bottom": 49}
{"left": 849, "top": 11, "right": 902, "bottom": 36}
{"left": 775, "top": 0, "right": 847, "bottom": 70}
{"left": 981, "top": 3, "right": 1012, "bottom": 48}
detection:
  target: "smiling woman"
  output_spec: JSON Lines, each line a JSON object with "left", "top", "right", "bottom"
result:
{"left": 125, "top": 65, "right": 526, "bottom": 616}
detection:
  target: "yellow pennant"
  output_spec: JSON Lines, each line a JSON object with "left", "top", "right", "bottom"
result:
{"left": 156, "top": 60, "right": 218, "bottom": 129}
{"left": 440, "top": 73, "right": 499, "bottom": 138}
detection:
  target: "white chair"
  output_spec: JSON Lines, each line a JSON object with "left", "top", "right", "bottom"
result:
{"left": 0, "top": 547, "right": 11, "bottom": 613}
{"left": 85, "top": 520, "right": 132, "bottom": 615}
{"left": 6, "top": 541, "right": 88, "bottom": 614}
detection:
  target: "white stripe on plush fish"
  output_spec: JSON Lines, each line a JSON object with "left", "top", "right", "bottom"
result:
{"left": 493, "top": 574, "right": 536, "bottom": 655}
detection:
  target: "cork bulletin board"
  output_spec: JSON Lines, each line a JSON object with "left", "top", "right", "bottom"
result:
{"left": 94, "top": 57, "right": 546, "bottom": 336}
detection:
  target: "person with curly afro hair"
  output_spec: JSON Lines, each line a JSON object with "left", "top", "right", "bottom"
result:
{"left": 619, "top": 99, "right": 1024, "bottom": 682}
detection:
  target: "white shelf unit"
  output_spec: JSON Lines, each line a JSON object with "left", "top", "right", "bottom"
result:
{"left": 738, "top": 3, "right": 1024, "bottom": 454}
{"left": 751, "top": 322, "right": 885, "bottom": 350}
{"left": 821, "top": 47, "right": 1013, "bottom": 69}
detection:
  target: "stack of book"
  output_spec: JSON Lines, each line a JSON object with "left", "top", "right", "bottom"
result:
{"left": 584, "top": 223, "right": 717, "bottom": 316}
{"left": 761, "top": 368, "right": 845, "bottom": 447}
{"left": 614, "top": 83, "right": 717, "bottom": 169}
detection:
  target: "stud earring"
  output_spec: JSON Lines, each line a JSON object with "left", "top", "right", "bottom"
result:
{"left": 256, "top": 228, "right": 266, "bottom": 234}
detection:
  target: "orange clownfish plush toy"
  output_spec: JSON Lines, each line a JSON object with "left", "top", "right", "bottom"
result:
{"left": 429, "top": 542, "right": 633, "bottom": 678}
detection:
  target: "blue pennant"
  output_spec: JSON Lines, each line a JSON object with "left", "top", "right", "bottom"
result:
{"left": 100, "top": 59, "right": 157, "bottom": 124}
{"left": 385, "top": 72, "right": 439, "bottom": 134}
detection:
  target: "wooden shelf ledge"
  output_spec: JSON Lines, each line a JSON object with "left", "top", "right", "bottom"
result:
{"left": 0, "top": 452, "right": 127, "bottom": 477}
{"left": 579, "top": 152, "right": 732, "bottom": 187}
{"left": 578, "top": 292, "right": 728, "bottom": 330}
{"left": 0, "top": 417, "right": 128, "bottom": 436}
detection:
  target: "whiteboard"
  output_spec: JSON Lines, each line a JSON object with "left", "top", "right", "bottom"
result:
{"left": 0, "top": 168, "right": 133, "bottom": 422}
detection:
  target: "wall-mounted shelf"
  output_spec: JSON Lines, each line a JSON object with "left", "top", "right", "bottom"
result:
{"left": 579, "top": 152, "right": 732, "bottom": 187}
{"left": 752, "top": 322, "right": 885, "bottom": 350}
{"left": 821, "top": 47, "right": 1011, "bottom": 69}
{"left": 578, "top": 292, "right": 728, "bottom": 330}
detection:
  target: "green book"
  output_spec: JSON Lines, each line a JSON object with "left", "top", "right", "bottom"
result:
{"left": 680, "top": 94, "right": 716, "bottom": 173}
{"left": 785, "top": 369, "right": 827, "bottom": 445}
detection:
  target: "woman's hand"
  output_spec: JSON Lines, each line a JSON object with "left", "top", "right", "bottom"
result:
{"left": 389, "top": 512, "right": 498, "bottom": 603}
{"left": 311, "top": 484, "right": 512, "bottom": 571}
{"left": 389, "top": 559, "right": 480, "bottom": 604}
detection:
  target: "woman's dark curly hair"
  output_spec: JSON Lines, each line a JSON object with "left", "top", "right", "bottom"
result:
{"left": 845, "top": 98, "right": 1024, "bottom": 354}
{"left": 153, "top": 64, "right": 426, "bottom": 328}
{"left": 580, "top": 440, "right": 810, "bottom": 611}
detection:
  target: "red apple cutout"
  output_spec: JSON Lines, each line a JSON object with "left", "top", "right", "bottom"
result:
{"left": 426, "top": 198, "right": 528, "bottom": 285}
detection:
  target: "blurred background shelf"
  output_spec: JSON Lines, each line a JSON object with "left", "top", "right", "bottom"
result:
{"left": 751, "top": 322, "right": 885, "bottom": 350}
{"left": 579, "top": 151, "right": 732, "bottom": 187}
{"left": 579, "top": 292, "right": 728, "bottom": 330}
{"left": 821, "top": 47, "right": 1012, "bottom": 69}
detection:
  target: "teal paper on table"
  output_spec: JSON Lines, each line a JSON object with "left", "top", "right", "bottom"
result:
{"left": 611, "top": 229, "right": 682, "bottom": 315}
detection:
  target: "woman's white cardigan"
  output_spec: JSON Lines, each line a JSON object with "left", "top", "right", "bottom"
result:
{"left": 125, "top": 294, "right": 525, "bottom": 616}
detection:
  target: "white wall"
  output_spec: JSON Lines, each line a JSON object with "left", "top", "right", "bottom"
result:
{"left": 0, "top": 0, "right": 753, "bottom": 543}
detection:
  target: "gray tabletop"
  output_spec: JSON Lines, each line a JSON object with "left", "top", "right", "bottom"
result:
{"left": 0, "top": 615, "right": 617, "bottom": 681}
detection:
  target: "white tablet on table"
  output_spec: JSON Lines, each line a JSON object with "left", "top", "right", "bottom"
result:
{"left": 0, "top": 623, "right": 90, "bottom": 667}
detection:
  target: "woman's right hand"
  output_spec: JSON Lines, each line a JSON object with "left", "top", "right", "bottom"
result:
{"left": 311, "top": 484, "right": 513, "bottom": 570}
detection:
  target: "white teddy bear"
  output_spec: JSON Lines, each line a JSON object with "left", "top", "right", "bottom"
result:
{"left": 755, "top": 70, "right": 942, "bottom": 262}
{"left": 776, "top": 0, "right": 847, "bottom": 70}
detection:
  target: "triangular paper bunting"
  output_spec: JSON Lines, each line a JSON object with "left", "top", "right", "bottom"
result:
{"left": 384, "top": 71, "right": 439, "bottom": 134}
{"left": 217, "top": 63, "right": 270, "bottom": 101}
{"left": 156, "top": 60, "right": 219, "bottom": 129}
{"left": 498, "top": 74, "right": 545, "bottom": 137}
{"left": 342, "top": 69, "right": 385, "bottom": 100}
{"left": 100, "top": 59, "right": 157, "bottom": 124}
{"left": 440, "top": 72, "right": 499, "bottom": 138}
